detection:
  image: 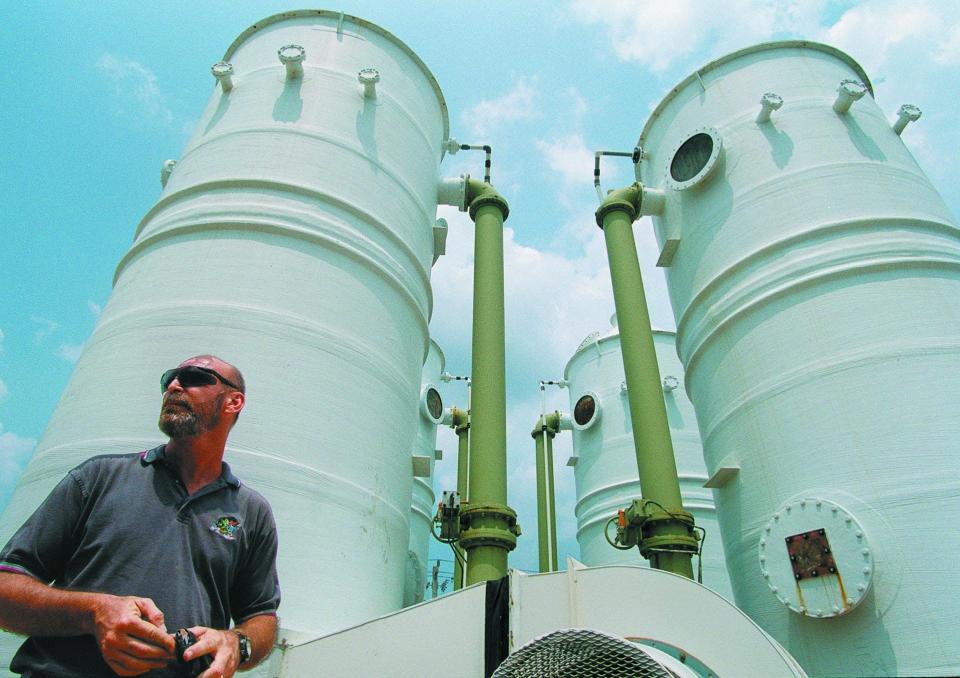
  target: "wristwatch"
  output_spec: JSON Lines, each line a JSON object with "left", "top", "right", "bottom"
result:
{"left": 233, "top": 630, "right": 251, "bottom": 665}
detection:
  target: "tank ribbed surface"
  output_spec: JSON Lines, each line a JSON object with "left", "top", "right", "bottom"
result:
{"left": 404, "top": 339, "right": 443, "bottom": 606}
{"left": 640, "top": 41, "right": 960, "bottom": 676}
{"left": 0, "top": 11, "right": 448, "bottom": 636}
{"left": 564, "top": 326, "right": 733, "bottom": 600}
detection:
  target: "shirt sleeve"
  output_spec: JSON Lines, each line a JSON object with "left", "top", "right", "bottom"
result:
{"left": 230, "top": 499, "right": 281, "bottom": 623}
{"left": 0, "top": 470, "right": 87, "bottom": 583}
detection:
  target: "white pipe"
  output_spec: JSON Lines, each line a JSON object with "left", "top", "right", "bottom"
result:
{"left": 639, "top": 186, "right": 665, "bottom": 216}
{"left": 358, "top": 68, "right": 380, "bottom": 98}
{"left": 278, "top": 44, "right": 305, "bottom": 79}
{"left": 756, "top": 92, "right": 783, "bottom": 123}
{"left": 833, "top": 79, "right": 867, "bottom": 114}
{"left": 437, "top": 175, "right": 468, "bottom": 211}
{"left": 892, "top": 104, "right": 922, "bottom": 135}
{"left": 211, "top": 61, "right": 234, "bottom": 92}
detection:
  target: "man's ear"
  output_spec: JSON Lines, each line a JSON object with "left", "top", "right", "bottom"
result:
{"left": 224, "top": 391, "right": 245, "bottom": 416}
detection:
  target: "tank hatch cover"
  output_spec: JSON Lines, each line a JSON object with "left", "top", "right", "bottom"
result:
{"left": 759, "top": 497, "right": 873, "bottom": 618}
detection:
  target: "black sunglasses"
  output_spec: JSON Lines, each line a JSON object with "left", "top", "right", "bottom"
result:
{"left": 161, "top": 365, "right": 241, "bottom": 393}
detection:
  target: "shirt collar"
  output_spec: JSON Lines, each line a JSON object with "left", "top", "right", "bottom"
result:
{"left": 140, "top": 444, "right": 241, "bottom": 488}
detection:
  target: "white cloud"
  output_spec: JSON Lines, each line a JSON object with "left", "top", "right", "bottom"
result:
{"left": 0, "top": 379, "right": 7, "bottom": 405}
{"left": 88, "top": 301, "right": 102, "bottom": 318}
{"left": 460, "top": 79, "right": 538, "bottom": 137}
{"left": 568, "top": 0, "right": 826, "bottom": 73}
{"left": 97, "top": 53, "right": 175, "bottom": 127}
{"left": 31, "top": 316, "right": 59, "bottom": 343}
{"left": 56, "top": 343, "right": 85, "bottom": 364}
{"left": 536, "top": 134, "right": 613, "bottom": 188}
{"left": 0, "top": 425, "right": 37, "bottom": 514}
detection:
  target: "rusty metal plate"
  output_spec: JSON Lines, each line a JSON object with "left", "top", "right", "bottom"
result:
{"left": 786, "top": 528, "right": 837, "bottom": 581}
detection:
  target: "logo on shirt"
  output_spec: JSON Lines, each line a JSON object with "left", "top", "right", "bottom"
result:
{"left": 211, "top": 515, "right": 241, "bottom": 541}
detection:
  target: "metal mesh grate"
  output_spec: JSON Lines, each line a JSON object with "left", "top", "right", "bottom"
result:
{"left": 493, "top": 628, "right": 672, "bottom": 678}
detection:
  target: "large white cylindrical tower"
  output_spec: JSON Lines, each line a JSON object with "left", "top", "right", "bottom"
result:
{"left": 404, "top": 340, "right": 444, "bottom": 606}
{"left": 0, "top": 10, "right": 449, "bottom": 641}
{"left": 637, "top": 41, "right": 960, "bottom": 675}
{"left": 564, "top": 320, "right": 732, "bottom": 600}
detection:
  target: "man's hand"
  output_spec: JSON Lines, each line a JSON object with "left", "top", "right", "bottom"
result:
{"left": 183, "top": 627, "right": 240, "bottom": 678}
{"left": 91, "top": 594, "right": 175, "bottom": 676}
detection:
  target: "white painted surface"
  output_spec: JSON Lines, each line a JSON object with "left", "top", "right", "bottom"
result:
{"left": 276, "top": 581, "right": 488, "bottom": 677}
{"left": 564, "top": 324, "right": 733, "bottom": 600}
{"left": 0, "top": 10, "right": 449, "bottom": 644}
{"left": 508, "top": 563, "right": 804, "bottom": 677}
{"left": 404, "top": 339, "right": 443, "bottom": 606}
{"left": 638, "top": 41, "right": 960, "bottom": 676}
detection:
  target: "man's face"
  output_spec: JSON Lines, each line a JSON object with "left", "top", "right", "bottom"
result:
{"left": 158, "top": 359, "right": 234, "bottom": 438}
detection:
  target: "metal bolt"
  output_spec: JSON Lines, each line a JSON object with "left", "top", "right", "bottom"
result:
{"left": 800, "top": 500, "right": 806, "bottom": 508}
{"left": 858, "top": 584, "right": 866, "bottom": 592}
{"left": 863, "top": 567, "right": 871, "bottom": 575}
{"left": 862, "top": 548, "right": 870, "bottom": 556}
{"left": 816, "top": 609, "right": 823, "bottom": 617}
{"left": 774, "top": 513, "right": 780, "bottom": 520}
{"left": 760, "top": 555, "right": 766, "bottom": 562}
{"left": 760, "top": 538, "right": 766, "bottom": 546}
{"left": 817, "top": 500, "right": 823, "bottom": 507}
{"left": 771, "top": 586, "right": 778, "bottom": 594}
{"left": 832, "top": 605, "right": 840, "bottom": 613}
{"left": 856, "top": 530, "right": 863, "bottom": 538}
{"left": 846, "top": 597, "right": 855, "bottom": 605}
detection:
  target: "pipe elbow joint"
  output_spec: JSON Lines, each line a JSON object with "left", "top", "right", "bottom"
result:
{"left": 595, "top": 182, "right": 643, "bottom": 228}
{"left": 466, "top": 179, "right": 509, "bottom": 221}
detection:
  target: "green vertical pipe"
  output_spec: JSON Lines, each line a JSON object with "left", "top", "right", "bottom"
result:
{"left": 465, "top": 182, "right": 514, "bottom": 585}
{"left": 545, "top": 425, "right": 558, "bottom": 571}
{"left": 533, "top": 422, "right": 552, "bottom": 572}
{"left": 598, "top": 186, "right": 693, "bottom": 579}
{"left": 454, "top": 421, "right": 469, "bottom": 590}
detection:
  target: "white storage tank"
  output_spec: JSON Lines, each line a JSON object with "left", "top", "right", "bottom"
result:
{"left": 404, "top": 339, "right": 444, "bottom": 606}
{"left": 637, "top": 41, "right": 960, "bottom": 675}
{"left": 564, "top": 318, "right": 733, "bottom": 600}
{"left": 0, "top": 9, "right": 449, "bottom": 640}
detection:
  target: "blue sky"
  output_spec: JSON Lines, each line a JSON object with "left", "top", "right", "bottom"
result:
{"left": 2, "top": 1, "right": 958, "bottom": 578}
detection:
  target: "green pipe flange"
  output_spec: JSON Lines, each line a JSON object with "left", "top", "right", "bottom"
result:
{"left": 460, "top": 503, "right": 520, "bottom": 552}
{"left": 459, "top": 526, "right": 519, "bottom": 551}
{"left": 595, "top": 182, "right": 642, "bottom": 228}
{"left": 639, "top": 535, "right": 700, "bottom": 559}
{"left": 466, "top": 180, "right": 510, "bottom": 221}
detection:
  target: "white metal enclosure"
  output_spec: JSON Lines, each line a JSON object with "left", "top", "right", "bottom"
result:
{"left": 637, "top": 41, "right": 960, "bottom": 676}
{"left": 0, "top": 9, "right": 449, "bottom": 642}
{"left": 564, "top": 322, "right": 732, "bottom": 600}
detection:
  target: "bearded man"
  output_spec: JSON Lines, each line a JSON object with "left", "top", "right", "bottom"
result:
{"left": 0, "top": 355, "right": 280, "bottom": 677}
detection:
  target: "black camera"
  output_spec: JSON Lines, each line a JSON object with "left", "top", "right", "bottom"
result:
{"left": 174, "top": 628, "right": 213, "bottom": 677}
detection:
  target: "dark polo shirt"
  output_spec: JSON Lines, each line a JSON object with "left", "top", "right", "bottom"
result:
{"left": 0, "top": 446, "right": 280, "bottom": 677}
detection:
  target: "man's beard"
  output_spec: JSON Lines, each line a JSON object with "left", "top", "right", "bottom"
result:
{"left": 159, "top": 394, "right": 222, "bottom": 438}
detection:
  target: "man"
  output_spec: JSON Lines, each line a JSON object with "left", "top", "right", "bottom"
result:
{"left": 0, "top": 355, "right": 280, "bottom": 677}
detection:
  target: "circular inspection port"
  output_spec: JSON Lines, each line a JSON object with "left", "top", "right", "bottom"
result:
{"left": 573, "top": 393, "right": 599, "bottom": 429}
{"left": 667, "top": 128, "right": 723, "bottom": 191}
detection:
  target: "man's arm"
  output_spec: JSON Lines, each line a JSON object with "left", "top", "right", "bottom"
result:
{"left": 185, "top": 613, "right": 278, "bottom": 677}
{"left": 0, "top": 571, "right": 175, "bottom": 676}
